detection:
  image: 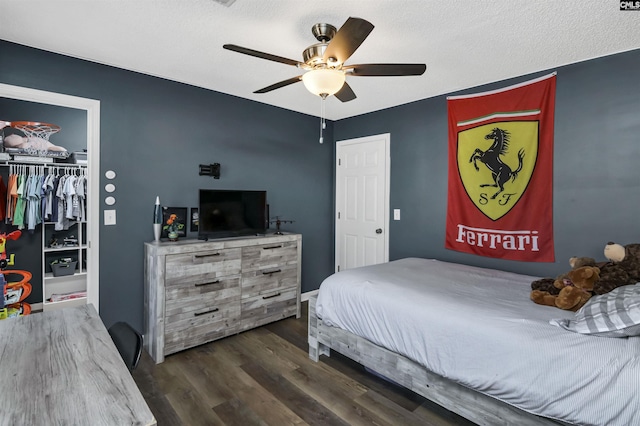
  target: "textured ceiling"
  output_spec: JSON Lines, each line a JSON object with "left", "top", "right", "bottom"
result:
{"left": 1, "top": 0, "right": 639, "bottom": 120}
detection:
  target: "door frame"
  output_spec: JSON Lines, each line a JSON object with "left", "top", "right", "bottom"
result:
{"left": 0, "top": 83, "right": 101, "bottom": 312}
{"left": 335, "top": 133, "right": 390, "bottom": 272}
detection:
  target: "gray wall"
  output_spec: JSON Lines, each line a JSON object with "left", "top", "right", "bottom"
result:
{"left": 334, "top": 48, "right": 640, "bottom": 278}
{"left": 2, "top": 39, "right": 639, "bottom": 331}
{"left": 0, "top": 41, "right": 335, "bottom": 330}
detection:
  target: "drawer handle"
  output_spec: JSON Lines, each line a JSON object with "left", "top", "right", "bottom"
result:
{"left": 194, "top": 252, "right": 221, "bottom": 258}
{"left": 262, "top": 269, "right": 281, "bottom": 275}
{"left": 194, "top": 308, "right": 219, "bottom": 317}
{"left": 262, "top": 245, "right": 282, "bottom": 250}
{"left": 195, "top": 280, "right": 220, "bottom": 287}
{"left": 262, "top": 292, "right": 281, "bottom": 300}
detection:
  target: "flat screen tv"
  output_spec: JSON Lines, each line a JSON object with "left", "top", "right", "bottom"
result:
{"left": 198, "top": 189, "right": 267, "bottom": 239}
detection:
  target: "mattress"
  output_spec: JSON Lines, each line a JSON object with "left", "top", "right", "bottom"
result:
{"left": 316, "top": 258, "right": 640, "bottom": 426}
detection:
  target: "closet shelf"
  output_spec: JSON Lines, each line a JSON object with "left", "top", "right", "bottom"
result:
{"left": 44, "top": 271, "right": 88, "bottom": 280}
{"left": 0, "top": 160, "right": 86, "bottom": 168}
{"left": 42, "top": 297, "right": 87, "bottom": 309}
{"left": 43, "top": 245, "right": 88, "bottom": 253}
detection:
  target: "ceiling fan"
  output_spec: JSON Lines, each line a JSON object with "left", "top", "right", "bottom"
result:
{"left": 223, "top": 17, "right": 427, "bottom": 102}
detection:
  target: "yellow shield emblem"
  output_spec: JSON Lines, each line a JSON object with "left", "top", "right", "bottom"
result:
{"left": 457, "top": 122, "right": 538, "bottom": 220}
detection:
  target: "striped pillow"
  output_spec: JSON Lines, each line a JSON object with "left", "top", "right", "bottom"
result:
{"left": 550, "top": 283, "right": 640, "bottom": 337}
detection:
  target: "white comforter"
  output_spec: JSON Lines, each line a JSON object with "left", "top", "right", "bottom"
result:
{"left": 316, "top": 258, "right": 640, "bottom": 426}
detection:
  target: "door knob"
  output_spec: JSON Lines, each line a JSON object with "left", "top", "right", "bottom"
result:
{"left": 376, "top": 228, "right": 383, "bottom": 234}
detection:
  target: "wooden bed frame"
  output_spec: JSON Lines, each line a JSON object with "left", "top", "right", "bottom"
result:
{"left": 307, "top": 295, "right": 567, "bottom": 426}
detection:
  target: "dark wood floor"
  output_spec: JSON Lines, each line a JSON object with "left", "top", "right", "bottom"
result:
{"left": 133, "top": 302, "right": 477, "bottom": 426}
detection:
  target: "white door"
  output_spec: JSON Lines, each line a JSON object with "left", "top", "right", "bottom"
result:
{"left": 335, "top": 134, "right": 389, "bottom": 272}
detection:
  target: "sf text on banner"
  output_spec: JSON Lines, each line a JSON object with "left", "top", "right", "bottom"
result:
{"left": 445, "top": 73, "right": 556, "bottom": 262}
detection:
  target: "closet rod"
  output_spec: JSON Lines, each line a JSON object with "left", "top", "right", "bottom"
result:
{"left": 0, "top": 161, "right": 86, "bottom": 169}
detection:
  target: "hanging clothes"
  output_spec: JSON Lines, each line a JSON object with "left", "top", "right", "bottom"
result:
{"left": 26, "top": 165, "right": 45, "bottom": 231}
{"left": 5, "top": 166, "right": 19, "bottom": 224}
{"left": 12, "top": 173, "right": 26, "bottom": 229}
{"left": 4, "top": 164, "right": 87, "bottom": 232}
{"left": 41, "top": 171, "right": 56, "bottom": 222}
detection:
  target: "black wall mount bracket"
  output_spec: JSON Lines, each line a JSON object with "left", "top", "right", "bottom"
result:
{"left": 199, "top": 163, "right": 220, "bottom": 179}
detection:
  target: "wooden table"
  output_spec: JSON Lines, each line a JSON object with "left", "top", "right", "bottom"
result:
{"left": 0, "top": 304, "right": 156, "bottom": 425}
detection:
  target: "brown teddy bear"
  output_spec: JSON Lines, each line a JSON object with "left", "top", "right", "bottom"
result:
{"left": 593, "top": 242, "right": 640, "bottom": 295}
{"left": 530, "top": 256, "right": 596, "bottom": 297}
{"left": 531, "top": 265, "right": 600, "bottom": 311}
{"left": 569, "top": 256, "right": 597, "bottom": 269}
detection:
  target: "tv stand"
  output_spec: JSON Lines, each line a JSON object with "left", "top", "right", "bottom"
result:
{"left": 144, "top": 233, "right": 302, "bottom": 363}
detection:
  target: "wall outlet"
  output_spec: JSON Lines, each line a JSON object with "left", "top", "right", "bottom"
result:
{"left": 393, "top": 209, "right": 401, "bottom": 221}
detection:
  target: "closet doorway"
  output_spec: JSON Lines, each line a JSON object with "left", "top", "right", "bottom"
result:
{"left": 0, "top": 83, "right": 100, "bottom": 312}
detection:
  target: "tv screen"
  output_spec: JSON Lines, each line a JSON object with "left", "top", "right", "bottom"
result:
{"left": 199, "top": 189, "right": 267, "bottom": 239}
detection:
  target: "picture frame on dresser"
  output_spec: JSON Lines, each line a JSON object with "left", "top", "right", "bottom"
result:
{"left": 190, "top": 208, "right": 198, "bottom": 232}
{"left": 161, "top": 206, "right": 187, "bottom": 238}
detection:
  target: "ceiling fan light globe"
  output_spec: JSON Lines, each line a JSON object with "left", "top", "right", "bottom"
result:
{"left": 302, "top": 69, "right": 346, "bottom": 97}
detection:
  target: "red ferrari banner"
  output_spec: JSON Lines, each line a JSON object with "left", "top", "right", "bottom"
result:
{"left": 445, "top": 73, "right": 556, "bottom": 262}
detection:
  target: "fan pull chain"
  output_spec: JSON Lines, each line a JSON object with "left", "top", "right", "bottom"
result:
{"left": 319, "top": 96, "right": 328, "bottom": 144}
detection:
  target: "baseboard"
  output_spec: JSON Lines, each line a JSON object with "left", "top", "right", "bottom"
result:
{"left": 301, "top": 289, "right": 319, "bottom": 302}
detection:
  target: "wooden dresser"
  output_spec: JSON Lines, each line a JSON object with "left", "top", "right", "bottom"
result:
{"left": 144, "top": 233, "right": 301, "bottom": 363}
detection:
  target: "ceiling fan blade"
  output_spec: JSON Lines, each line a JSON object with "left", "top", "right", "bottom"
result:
{"left": 334, "top": 82, "right": 357, "bottom": 102}
{"left": 254, "top": 76, "right": 303, "bottom": 94}
{"left": 345, "top": 63, "right": 427, "bottom": 76}
{"left": 323, "top": 17, "right": 374, "bottom": 65}
{"left": 223, "top": 44, "right": 303, "bottom": 67}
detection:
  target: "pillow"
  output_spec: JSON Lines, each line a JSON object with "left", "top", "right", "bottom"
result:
{"left": 550, "top": 283, "right": 640, "bottom": 337}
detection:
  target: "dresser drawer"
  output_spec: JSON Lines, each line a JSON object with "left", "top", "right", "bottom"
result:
{"left": 164, "top": 286, "right": 241, "bottom": 355}
{"left": 165, "top": 275, "right": 240, "bottom": 306}
{"left": 165, "top": 248, "right": 241, "bottom": 282}
{"left": 164, "top": 304, "right": 240, "bottom": 355}
{"left": 240, "top": 287, "right": 298, "bottom": 328}
{"left": 241, "top": 241, "right": 298, "bottom": 272}
{"left": 165, "top": 283, "right": 240, "bottom": 328}
{"left": 241, "top": 262, "right": 298, "bottom": 298}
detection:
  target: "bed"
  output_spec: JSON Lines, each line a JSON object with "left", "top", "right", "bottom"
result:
{"left": 308, "top": 258, "right": 640, "bottom": 426}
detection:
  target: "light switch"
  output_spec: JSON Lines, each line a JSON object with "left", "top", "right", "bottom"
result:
{"left": 104, "top": 209, "right": 116, "bottom": 225}
{"left": 393, "top": 209, "right": 401, "bottom": 221}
